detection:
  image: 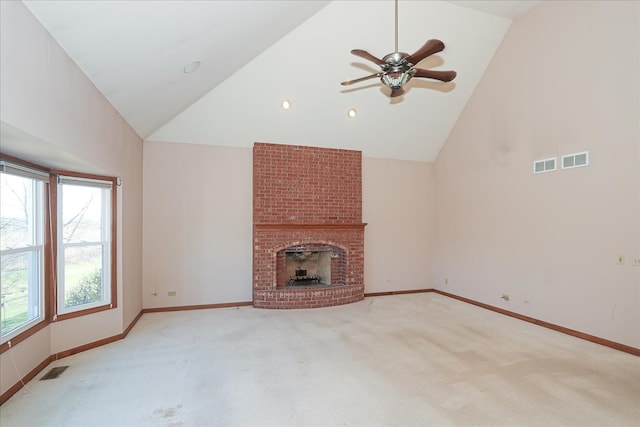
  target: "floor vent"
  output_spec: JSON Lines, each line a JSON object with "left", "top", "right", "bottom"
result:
{"left": 40, "top": 366, "right": 69, "bottom": 380}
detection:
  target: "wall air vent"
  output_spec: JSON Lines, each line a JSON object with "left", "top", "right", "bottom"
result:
{"left": 533, "top": 157, "right": 556, "bottom": 174}
{"left": 562, "top": 151, "right": 589, "bottom": 169}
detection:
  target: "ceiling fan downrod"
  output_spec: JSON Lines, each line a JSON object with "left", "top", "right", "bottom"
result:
{"left": 394, "top": 0, "right": 399, "bottom": 53}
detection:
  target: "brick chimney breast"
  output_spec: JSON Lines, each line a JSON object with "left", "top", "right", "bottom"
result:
{"left": 252, "top": 143, "right": 366, "bottom": 309}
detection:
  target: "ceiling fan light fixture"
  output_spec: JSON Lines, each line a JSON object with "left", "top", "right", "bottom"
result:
{"left": 183, "top": 61, "right": 201, "bottom": 74}
{"left": 381, "top": 70, "right": 412, "bottom": 90}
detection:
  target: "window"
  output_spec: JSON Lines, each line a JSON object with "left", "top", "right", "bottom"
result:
{"left": 0, "top": 161, "right": 48, "bottom": 342}
{"left": 57, "top": 175, "right": 115, "bottom": 316}
{"left": 0, "top": 157, "right": 118, "bottom": 349}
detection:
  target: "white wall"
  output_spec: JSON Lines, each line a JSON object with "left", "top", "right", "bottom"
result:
{"left": 142, "top": 142, "right": 253, "bottom": 307}
{"left": 363, "top": 158, "right": 435, "bottom": 293}
{"left": 434, "top": 0, "right": 639, "bottom": 347}
{"left": 0, "top": 1, "right": 143, "bottom": 395}
{"left": 142, "top": 141, "right": 435, "bottom": 307}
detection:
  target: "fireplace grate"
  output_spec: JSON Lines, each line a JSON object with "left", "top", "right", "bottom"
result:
{"left": 288, "top": 275, "right": 322, "bottom": 286}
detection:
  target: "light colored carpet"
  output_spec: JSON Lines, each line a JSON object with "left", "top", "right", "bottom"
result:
{"left": 1, "top": 293, "right": 639, "bottom": 426}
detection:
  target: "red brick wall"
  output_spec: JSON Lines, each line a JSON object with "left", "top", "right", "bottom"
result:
{"left": 253, "top": 143, "right": 362, "bottom": 224}
{"left": 253, "top": 143, "right": 365, "bottom": 309}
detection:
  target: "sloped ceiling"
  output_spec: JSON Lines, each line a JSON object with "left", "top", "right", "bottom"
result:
{"left": 21, "top": 0, "right": 539, "bottom": 162}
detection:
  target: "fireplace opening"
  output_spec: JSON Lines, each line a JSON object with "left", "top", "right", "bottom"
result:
{"left": 276, "top": 244, "right": 345, "bottom": 288}
{"left": 286, "top": 251, "right": 331, "bottom": 286}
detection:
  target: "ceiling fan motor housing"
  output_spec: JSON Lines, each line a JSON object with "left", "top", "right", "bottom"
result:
{"left": 380, "top": 52, "right": 415, "bottom": 89}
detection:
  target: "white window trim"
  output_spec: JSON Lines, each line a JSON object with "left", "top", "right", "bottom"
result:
{"left": 56, "top": 176, "right": 113, "bottom": 315}
{"left": 0, "top": 170, "right": 46, "bottom": 342}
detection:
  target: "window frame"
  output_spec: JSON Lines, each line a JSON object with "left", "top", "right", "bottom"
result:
{"left": 0, "top": 155, "right": 52, "bottom": 347}
{"left": 0, "top": 155, "right": 118, "bottom": 353}
{"left": 52, "top": 170, "right": 117, "bottom": 321}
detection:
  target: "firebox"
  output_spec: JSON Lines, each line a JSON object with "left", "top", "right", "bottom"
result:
{"left": 278, "top": 244, "right": 345, "bottom": 288}
{"left": 286, "top": 251, "right": 330, "bottom": 286}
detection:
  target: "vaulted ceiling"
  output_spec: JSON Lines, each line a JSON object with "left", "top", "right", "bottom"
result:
{"left": 21, "top": 0, "right": 539, "bottom": 162}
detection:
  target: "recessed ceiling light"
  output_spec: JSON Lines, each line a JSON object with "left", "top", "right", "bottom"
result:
{"left": 183, "top": 61, "right": 201, "bottom": 74}
{"left": 281, "top": 100, "right": 291, "bottom": 110}
{"left": 347, "top": 108, "right": 357, "bottom": 118}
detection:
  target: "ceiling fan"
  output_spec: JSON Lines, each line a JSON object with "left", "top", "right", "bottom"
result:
{"left": 341, "top": 0, "right": 457, "bottom": 97}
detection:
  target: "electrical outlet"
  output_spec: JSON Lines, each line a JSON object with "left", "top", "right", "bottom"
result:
{"left": 445, "top": 277, "right": 448, "bottom": 285}
{"left": 617, "top": 255, "right": 625, "bottom": 265}
{"left": 168, "top": 291, "right": 177, "bottom": 297}
{"left": 633, "top": 258, "right": 640, "bottom": 267}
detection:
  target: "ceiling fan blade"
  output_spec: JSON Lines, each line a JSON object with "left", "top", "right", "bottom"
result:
{"left": 390, "top": 87, "right": 405, "bottom": 97}
{"left": 405, "top": 39, "right": 445, "bottom": 65}
{"left": 341, "top": 73, "right": 382, "bottom": 86}
{"left": 351, "top": 49, "right": 386, "bottom": 66}
{"left": 412, "top": 68, "right": 457, "bottom": 82}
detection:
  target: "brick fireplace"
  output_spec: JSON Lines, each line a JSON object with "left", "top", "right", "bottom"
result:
{"left": 253, "top": 142, "right": 366, "bottom": 309}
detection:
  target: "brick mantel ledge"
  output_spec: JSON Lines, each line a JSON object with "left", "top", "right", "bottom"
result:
{"left": 254, "top": 223, "right": 367, "bottom": 231}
